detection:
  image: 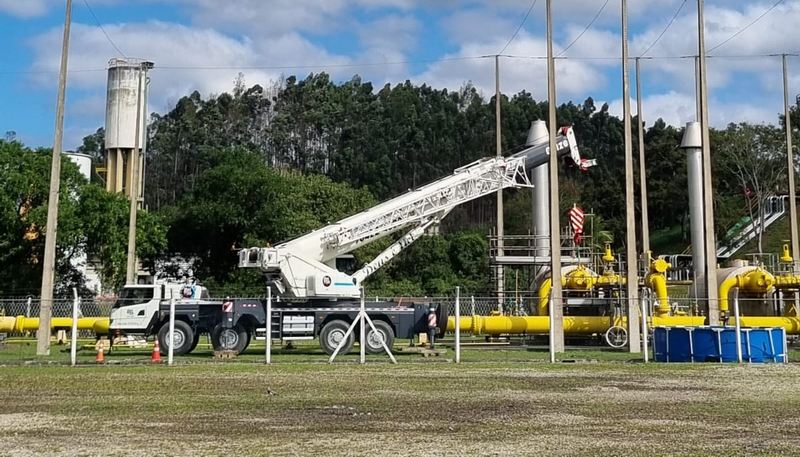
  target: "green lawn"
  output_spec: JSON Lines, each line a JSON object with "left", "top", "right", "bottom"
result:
{"left": 1, "top": 339, "right": 799, "bottom": 455}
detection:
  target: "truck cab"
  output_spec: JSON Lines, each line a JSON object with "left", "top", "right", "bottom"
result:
{"left": 109, "top": 281, "right": 208, "bottom": 334}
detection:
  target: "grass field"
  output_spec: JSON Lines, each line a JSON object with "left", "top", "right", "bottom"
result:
{"left": 1, "top": 340, "right": 799, "bottom": 456}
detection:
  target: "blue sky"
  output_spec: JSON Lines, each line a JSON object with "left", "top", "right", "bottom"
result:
{"left": 1, "top": 0, "right": 798, "bottom": 150}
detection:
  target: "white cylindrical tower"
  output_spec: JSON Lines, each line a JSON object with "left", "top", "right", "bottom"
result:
{"left": 528, "top": 120, "right": 550, "bottom": 258}
{"left": 64, "top": 152, "right": 92, "bottom": 181}
{"left": 104, "top": 58, "right": 153, "bottom": 197}
{"left": 681, "top": 121, "right": 705, "bottom": 297}
{"left": 64, "top": 152, "right": 102, "bottom": 293}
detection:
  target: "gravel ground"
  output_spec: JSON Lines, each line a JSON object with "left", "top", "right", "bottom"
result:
{"left": 1, "top": 355, "right": 799, "bottom": 456}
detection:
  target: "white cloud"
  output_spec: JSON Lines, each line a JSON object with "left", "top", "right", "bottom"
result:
{"left": 18, "top": 0, "right": 800, "bottom": 149}
{"left": 415, "top": 33, "right": 607, "bottom": 99}
{"left": 0, "top": 0, "right": 51, "bottom": 18}
{"left": 28, "top": 21, "right": 354, "bottom": 112}
{"left": 608, "top": 90, "right": 782, "bottom": 129}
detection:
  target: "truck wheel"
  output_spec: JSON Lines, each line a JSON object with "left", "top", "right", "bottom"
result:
{"left": 188, "top": 333, "right": 200, "bottom": 353}
{"left": 211, "top": 324, "right": 248, "bottom": 354}
{"left": 157, "top": 320, "right": 194, "bottom": 356}
{"left": 319, "top": 320, "right": 354, "bottom": 355}
{"left": 365, "top": 320, "right": 395, "bottom": 354}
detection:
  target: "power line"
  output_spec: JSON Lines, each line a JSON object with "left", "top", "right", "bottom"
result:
{"left": 707, "top": 0, "right": 784, "bottom": 54}
{"left": 157, "top": 55, "right": 491, "bottom": 70}
{"left": 81, "top": 0, "right": 127, "bottom": 58}
{"left": 637, "top": 0, "right": 687, "bottom": 58}
{"left": 557, "top": 0, "right": 610, "bottom": 57}
{"left": 3, "top": 52, "right": 799, "bottom": 76}
{"left": 498, "top": 0, "right": 538, "bottom": 55}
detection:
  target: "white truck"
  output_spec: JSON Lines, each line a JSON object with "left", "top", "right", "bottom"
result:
{"left": 109, "top": 280, "right": 226, "bottom": 354}
{"left": 110, "top": 123, "right": 594, "bottom": 355}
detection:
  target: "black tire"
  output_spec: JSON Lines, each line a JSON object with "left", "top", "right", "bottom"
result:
{"left": 241, "top": 331, "right": 252, "bottom": 353}
{"left": 211, "top": 324, "right": 248, "bottom": 354}
{"left": 157, "top": 320, "right": 195, "bottom": 356}
{"left": 319, "top": 319, "right": 354, "bottom": 355}
{"left": 365, "top": 320, "right": 395, "bottom": 354}
{"left": 188, "top": 333, "right": 200, "bottom": 353}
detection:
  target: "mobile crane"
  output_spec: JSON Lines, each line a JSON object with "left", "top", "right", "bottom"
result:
{"left": 110, "top": 124, "right": 594, "bottom": 355}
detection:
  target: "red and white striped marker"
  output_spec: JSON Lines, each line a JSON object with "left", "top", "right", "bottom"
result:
{"left": 568, "top": 205, "right": 585, "bottom": 244}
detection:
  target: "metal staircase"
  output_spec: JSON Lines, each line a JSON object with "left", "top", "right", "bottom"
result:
{"left": 716, "top": 195, "right": 788, "bottom": 258}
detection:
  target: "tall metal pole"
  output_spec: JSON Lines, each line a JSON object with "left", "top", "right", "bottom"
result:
{"left": 125, "top": 66, "right": 144, "bottom": 284}
{"left": 37, "top": 0, "right": 72, "bottom": 356}
{"left": 495, "top": 55, "right": 505, "bottom": 309}
{"left": 783, "top": 54, "right": 799, "bottom": 266}
{"left": 622, "top": 0, "right": 641, "bottom": 352}
{"left": 694, "top": 56, "right": 701, "bottom": 122}
{"left": 546, "top": 0, "right": 564, "bottom": 353}
{"left": 636, "top": 58, "right": 650, "bottom": 257}
{"left": 697, "top": 0, "right": 720, "bottom": 324}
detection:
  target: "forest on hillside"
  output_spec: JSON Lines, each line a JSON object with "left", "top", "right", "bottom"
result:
{"left": 3, "top": 72, "right": 799, "bottom": 297}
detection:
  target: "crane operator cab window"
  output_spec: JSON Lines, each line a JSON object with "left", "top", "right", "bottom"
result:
{"left": 336, "top": 255, "right": 356, "bottom": 275}
{"left": 113, "top": 287, "right": 154, "bottom": 309}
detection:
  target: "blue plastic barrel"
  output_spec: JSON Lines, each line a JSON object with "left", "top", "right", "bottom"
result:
{"left": 652, "top": 326, "right": 786, "bottom": 363}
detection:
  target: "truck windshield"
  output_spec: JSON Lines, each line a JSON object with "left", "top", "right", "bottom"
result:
{"left": 113, "top": 288, "right": 154, "bottom": 309}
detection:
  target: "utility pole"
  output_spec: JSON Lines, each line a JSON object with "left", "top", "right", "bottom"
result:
{"left": 125, "top": 66, "right": 145, "bottom": 284}
{"left": 697, "top": 0, "right": 720, "bottom": 324}
{"left": 694, "top": 56, "right": 701, "bottom": 121}
{"left": 636, "top": 58, "right": 650, "bottom": 258}
{"left": 37, "top": 0, "right": 72, "bottom": 356}
{"left": 495, "top": 54, "right": 505, "bottom": 309}
{"left": 546, "top": 0, "right": 564, "bottom": 353}
{"left": 622, "top": 0, "right": 641, "bottom": 352}
{"left": 783, "top": 54, "right": 799, "bottom": 266}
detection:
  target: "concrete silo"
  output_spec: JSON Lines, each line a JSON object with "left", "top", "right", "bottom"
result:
{"left": 104, "top": 58, "right": 154, "bottom": 200}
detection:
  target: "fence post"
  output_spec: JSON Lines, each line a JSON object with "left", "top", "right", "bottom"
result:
{"left": 168, "top": 298, "right": 175, "bottom": 366}
{"left": 640, "top": 291, "right": 648, "bottom": 363}
{"left": 733, "top": 290, "right": 742, "bottom": 363}
{"left": 70, "top": 288, "right": 78, "bottom": 366}
{"left": 26, "top": 296, "right": 32, "bottom": 318}
{"left": 549, "top": 297, "right": 556, "bottom": 363}
{"left": 265, "top": 286, "right": 272, "bottom": 365}
{"left": 360, "top": 288, "right": 366, "bottom": 365}
{"left": 455, "top": 286, "right": 461, "bottom": 364}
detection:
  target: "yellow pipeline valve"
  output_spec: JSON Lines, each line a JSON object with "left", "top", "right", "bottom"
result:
{"left": 602, "top": 243, "right": 615, "bottom": 263}
{"left": 718, "top": 268, "right": 776, "bottom": 314}
{"left": 780, "top": 244, "right": 793, "bottom": 264}
{"left": 538, "top": 267, "right": 625, "bottom": 316}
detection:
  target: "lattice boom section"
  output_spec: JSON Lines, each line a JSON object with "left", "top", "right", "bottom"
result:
{"left": 325, "top": 157, "right": 530, "bottom": 250}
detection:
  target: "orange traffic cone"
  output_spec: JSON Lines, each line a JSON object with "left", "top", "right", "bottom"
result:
{"left": 151, "top": 339, "right": 162, "bottom": 363}
{"left": 95, "top": 346, "right": 105, "bottom": 364}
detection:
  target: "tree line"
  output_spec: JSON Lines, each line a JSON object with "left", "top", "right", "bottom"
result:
{"left": 3, "top": 72, "right": 798, "bottom": 297}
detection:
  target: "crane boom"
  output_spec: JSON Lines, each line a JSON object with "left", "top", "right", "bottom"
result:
{"left": 239, "top": 126, "right": 594, "bottom": 299}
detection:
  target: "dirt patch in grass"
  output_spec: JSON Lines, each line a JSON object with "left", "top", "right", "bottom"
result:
{"left": 1, "top": 361, "right": 799, "bottom": 455}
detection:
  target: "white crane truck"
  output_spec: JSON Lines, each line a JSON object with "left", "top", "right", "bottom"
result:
{"left": 109, "top": 125, "right": 594, "bottom": 355}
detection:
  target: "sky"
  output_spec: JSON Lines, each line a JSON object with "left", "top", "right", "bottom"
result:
{"left": 1, "top": 0, "right": 799, "bottom": 150}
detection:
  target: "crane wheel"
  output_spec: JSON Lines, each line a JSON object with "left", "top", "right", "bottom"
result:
{"left": 211, "top": 324, "right": 248, "bottom": 354}
{"left": 365, "top": 320, "right": 395, "bottom": 354}
{"left": 320, "top": 320, "right": 354, "bottom": 355}
{"left": 157, "top": 320, "right": 195, "bottom": 355}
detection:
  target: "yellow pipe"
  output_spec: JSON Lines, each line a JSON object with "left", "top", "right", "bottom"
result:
{"left": 0, "top": 316, "right": 109, "bottom": 334}
{"left": 737, "top": 316, "right": 800, "bottom": 333}
{"left": 646, "top": 257, "right": 671, "bottom": 317}
{"left": 718, "top": 269, "right": 775, "bottom": 315}
{"left": 447, "top": 314, "right": 705, "bottom": 336}
{"left": 537, "top": 266, "right": 624, "bottom": 316}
